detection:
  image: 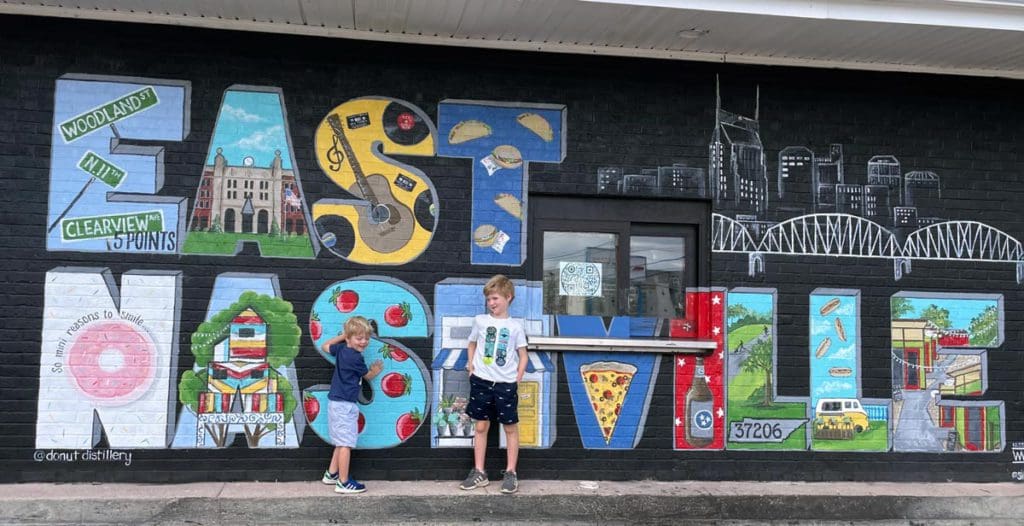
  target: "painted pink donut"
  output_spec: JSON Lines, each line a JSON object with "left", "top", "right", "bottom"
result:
{"left": 67, "top": 320, "right": 155, "bottom": 402}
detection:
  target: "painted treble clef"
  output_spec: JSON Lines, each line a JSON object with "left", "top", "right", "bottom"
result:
{"left": 325, "top": 136, "right": 346, "bottom": 173}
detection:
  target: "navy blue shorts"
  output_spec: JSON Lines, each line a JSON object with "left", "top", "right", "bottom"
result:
{"left": 466, "top": 375, "right": 519, "bottom": 425}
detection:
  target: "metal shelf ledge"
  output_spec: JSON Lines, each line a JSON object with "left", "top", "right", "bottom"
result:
{"left": 527, "top": 336, "right": 717, "bottom": 354}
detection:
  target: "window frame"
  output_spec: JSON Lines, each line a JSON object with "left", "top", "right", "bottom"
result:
{"left": 528, "top": 194, "right": 710, "bottom": 317}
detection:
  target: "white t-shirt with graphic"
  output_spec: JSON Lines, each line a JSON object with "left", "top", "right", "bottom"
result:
{"left": 468, "top": 314, "right": 528, "bottom": 383}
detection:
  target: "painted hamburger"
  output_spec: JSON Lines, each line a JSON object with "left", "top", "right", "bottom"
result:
{"left": 492, "top": 145, "right": 523, "bottom": 169}
{"left": 473, "top": 224, "right": 499, "bottom": 248}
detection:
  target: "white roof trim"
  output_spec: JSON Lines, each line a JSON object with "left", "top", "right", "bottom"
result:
{"left": 2, "top": 3, "right": 1023, "bottom": 79}
{"left": 582, "top": 0, "right": 1024, "bottom": 32}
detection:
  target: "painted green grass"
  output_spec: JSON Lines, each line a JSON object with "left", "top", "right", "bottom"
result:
{"left": 728, "top": 324, "right": 769, "bottom": 352}
{"left": 726, "top": 365, "right": 809, "bottom": 450}
{"left": 183, "top": 231, "right": 315, "bottom": 258}
{"left": 811, "top": 421, "right": 889, "bottom": 451}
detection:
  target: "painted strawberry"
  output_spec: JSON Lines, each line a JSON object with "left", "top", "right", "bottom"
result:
{"left": 357, "top": 412, "right": 365, "bottom": 434}
{"left": 380, "top": 344, "right": 409, "bottom": 362}
{"left": 381, "top": 372, "right": 412, "bottom": 397}
{"left": 396, "top": 408, "right": 422, "bottom": 441}
{"left": 383, "top": 302, "right": 412, "bottom": 327}
{"left": 330, "top": 288, "right": 359, "bottom": 313}
{"left": 303, "top": 393, "right": 320, "bottom": 422}
{"left": 309, "top": 312, "right": 323, "bottom": 341}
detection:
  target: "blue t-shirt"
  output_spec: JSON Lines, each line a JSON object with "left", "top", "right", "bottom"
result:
{"left": 328, "top": 343, "right": 369, "bottom": 402}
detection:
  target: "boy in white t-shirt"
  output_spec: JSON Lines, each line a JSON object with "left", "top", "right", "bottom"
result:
{"left": 458, "top": 274, "right": 528, "bottom": 494}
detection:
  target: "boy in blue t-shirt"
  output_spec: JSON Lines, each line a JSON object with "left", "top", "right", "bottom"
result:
{"left": 319, "top": 316, "right": 382, "bottom": 494}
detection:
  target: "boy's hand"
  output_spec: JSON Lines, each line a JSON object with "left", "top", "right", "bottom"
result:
{"left": 466, "top": 363, "right": 474, "bottom": 376}
{"left": 516, "top": 371, "right": 524, "bottom": 383}
{"left": 370, "top": 360, "right": 384, "bottom": 375}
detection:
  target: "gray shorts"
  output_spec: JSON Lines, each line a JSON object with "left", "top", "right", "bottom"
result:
{"left": 328, "top": 399, "right": 359, "bottom": 448}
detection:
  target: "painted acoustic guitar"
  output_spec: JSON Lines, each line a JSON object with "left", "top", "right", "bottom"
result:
{"left": 312, "top": 98, "right": 436, "bottom": 263}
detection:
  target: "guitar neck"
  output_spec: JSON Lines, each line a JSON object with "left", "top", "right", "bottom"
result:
{"left": 326, "top": 114, "right": 379, "bottom": 206}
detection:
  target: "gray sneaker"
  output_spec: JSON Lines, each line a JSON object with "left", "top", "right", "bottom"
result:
{"left": 500, "top": 470, "right": 518, "bottom": 494}
{"left": 459, "top": 469, "right": 488, "bottom": 490}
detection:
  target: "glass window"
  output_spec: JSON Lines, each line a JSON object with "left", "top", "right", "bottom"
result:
{"left": 627, "top": 236, "right": 684, "bottom": 318}
{"left": 542, "top": 231, "right": 617, "bottom": 316}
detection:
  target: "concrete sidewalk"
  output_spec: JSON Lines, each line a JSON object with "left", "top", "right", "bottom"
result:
{"left": 2, "top": 480, "right": 1023, "bottom": 524}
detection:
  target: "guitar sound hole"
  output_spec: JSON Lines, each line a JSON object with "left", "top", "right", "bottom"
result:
{"left": 371, "top": 205, "right": 392, "bottom": 224}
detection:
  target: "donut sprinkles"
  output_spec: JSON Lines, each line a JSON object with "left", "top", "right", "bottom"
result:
{"left": 67, "top": 320, "right": 156, "bottom": 402}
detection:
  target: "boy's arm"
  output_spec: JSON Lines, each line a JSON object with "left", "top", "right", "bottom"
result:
{"left": 320, "top": 332, "right": 347, "bottom": 354}
{"left": 515, "top": 345, "right": 528, "bottom": 382}
{"left": 466, "top": 341, "right": 477, "bottom": 376}
{"left": 515, "top": 322, "right": 529, "bottom": 382}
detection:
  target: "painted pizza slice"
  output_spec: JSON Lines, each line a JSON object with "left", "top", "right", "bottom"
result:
{"left": 580, "top": 361, "right": 637, "bottom": 443}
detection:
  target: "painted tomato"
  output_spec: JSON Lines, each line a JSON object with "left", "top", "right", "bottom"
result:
{"left": 381, "top": 372, "right": 412, "bottom": 397}
{"left": 396, "top": 408, "right": 422, "bottom": 441}
{"left": 309, "top": 312, "right": 323, "bottom": 341}
{"left": 357, "top": 412, "right": 365, "bottom": 434}
{"left": 330, "top": 288, "right": 359, "bottom": 313}
{"left": 380, "top": 344, "right": 409, "bottom": 362}
{"left": 384, "top": 302, "right": 412, "bottom": 327}
{"left": 303, "top": 394, "right": 320, "bottom": 422}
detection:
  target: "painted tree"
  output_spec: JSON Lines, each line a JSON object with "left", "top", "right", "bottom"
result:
{"left": 920, "top": 304, "right": 952, "bottom": 329}
{"left": 969, "top": 305, "right": 998, "bottom": 346}
{"left": 741, "top": 337, "right": 774, "bottom": 407}
{"left": 891, "top": 297, "right": 914, "bottom": 319}
{"left": 178, "top": 291, "right": 300, "bottom": 447}
{"left": 727, "top": 304, "right": 750, "bottom": 332}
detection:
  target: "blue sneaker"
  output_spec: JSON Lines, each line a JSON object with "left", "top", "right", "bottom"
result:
{"left": 321, "top": 470, "right": 339, "bottom": 485}
{"left": 335, "top": 478, "right": 366, "bottom": 494}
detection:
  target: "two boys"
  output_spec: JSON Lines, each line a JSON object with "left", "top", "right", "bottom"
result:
{"left": 321, "top": 275, "right": 528, "bottom": 494}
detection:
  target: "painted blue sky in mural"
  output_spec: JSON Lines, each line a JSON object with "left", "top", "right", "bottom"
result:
{"left": 897, "top": 297, "right": 994, "bottom": 331}
{"left": 727, "top": 292, "right": 772, "bottom": 321}
{"left": 205, "top": 90, "right": 293, "bottom": 169}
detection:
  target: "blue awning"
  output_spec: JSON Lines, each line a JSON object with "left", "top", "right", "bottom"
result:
{"left": 432, "top": 348, "right": 555, "bottom": 373}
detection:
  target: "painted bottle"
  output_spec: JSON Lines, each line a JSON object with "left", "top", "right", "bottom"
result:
{"left": 684, "top": 356, "right": 714, "bottom": 447}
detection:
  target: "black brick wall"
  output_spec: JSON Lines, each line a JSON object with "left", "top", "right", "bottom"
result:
{"left": 1, "top": 14, "right": 1022, "bottom": 483}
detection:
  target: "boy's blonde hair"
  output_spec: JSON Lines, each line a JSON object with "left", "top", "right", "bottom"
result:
{"left": 483, "top": 274, "right": 515, "bottom": 302}
{"left": 344, "top": 316, "right": 374, "bottom": 337}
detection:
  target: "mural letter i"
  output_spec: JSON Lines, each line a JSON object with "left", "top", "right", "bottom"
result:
{"left": 809, "top": 289, "right": 890, "bottom": 452}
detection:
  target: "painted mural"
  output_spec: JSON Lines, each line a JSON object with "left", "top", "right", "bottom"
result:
{"left": 25, "top": 67, "right": 1023, "bottom": 484}
{"left": 303, "top": 276, "right": 432, "bottom": 448}
{"left": 437, "top": 100, "right": 567, "bottom": 266}
{"left": 47, "top": 74, "right": 190, "bottom": 254}
{"left": 890, "top": 292, "right": 1005, "bottom": 453}
{"left": 311, "top": 97, "right": 438, "bottom": 265}
{"left": 182, "top": 86, "right": 316, "bottom": 258}
{"left": 172, "top": 275, "right": 304, "bottom": 448}
{"left": 724, "top": 289, "right": 809, "bottom": 450}
{"left": 701, "top": 82, "right": 1024, "bottom": 283}
{"left": 558, "top": 316, "right": 659, "bottom": 449}
{"left": 809, "top": 290, "right": 891, "bottom": 452}
{"left": 37, "top": 268, "right": 181, "bottom": 449}
{"left": 671, "top": 288, "right": 726, "bottom": 450}
{"left": 431, "top": 279, "right": 554, "bottom": 449}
